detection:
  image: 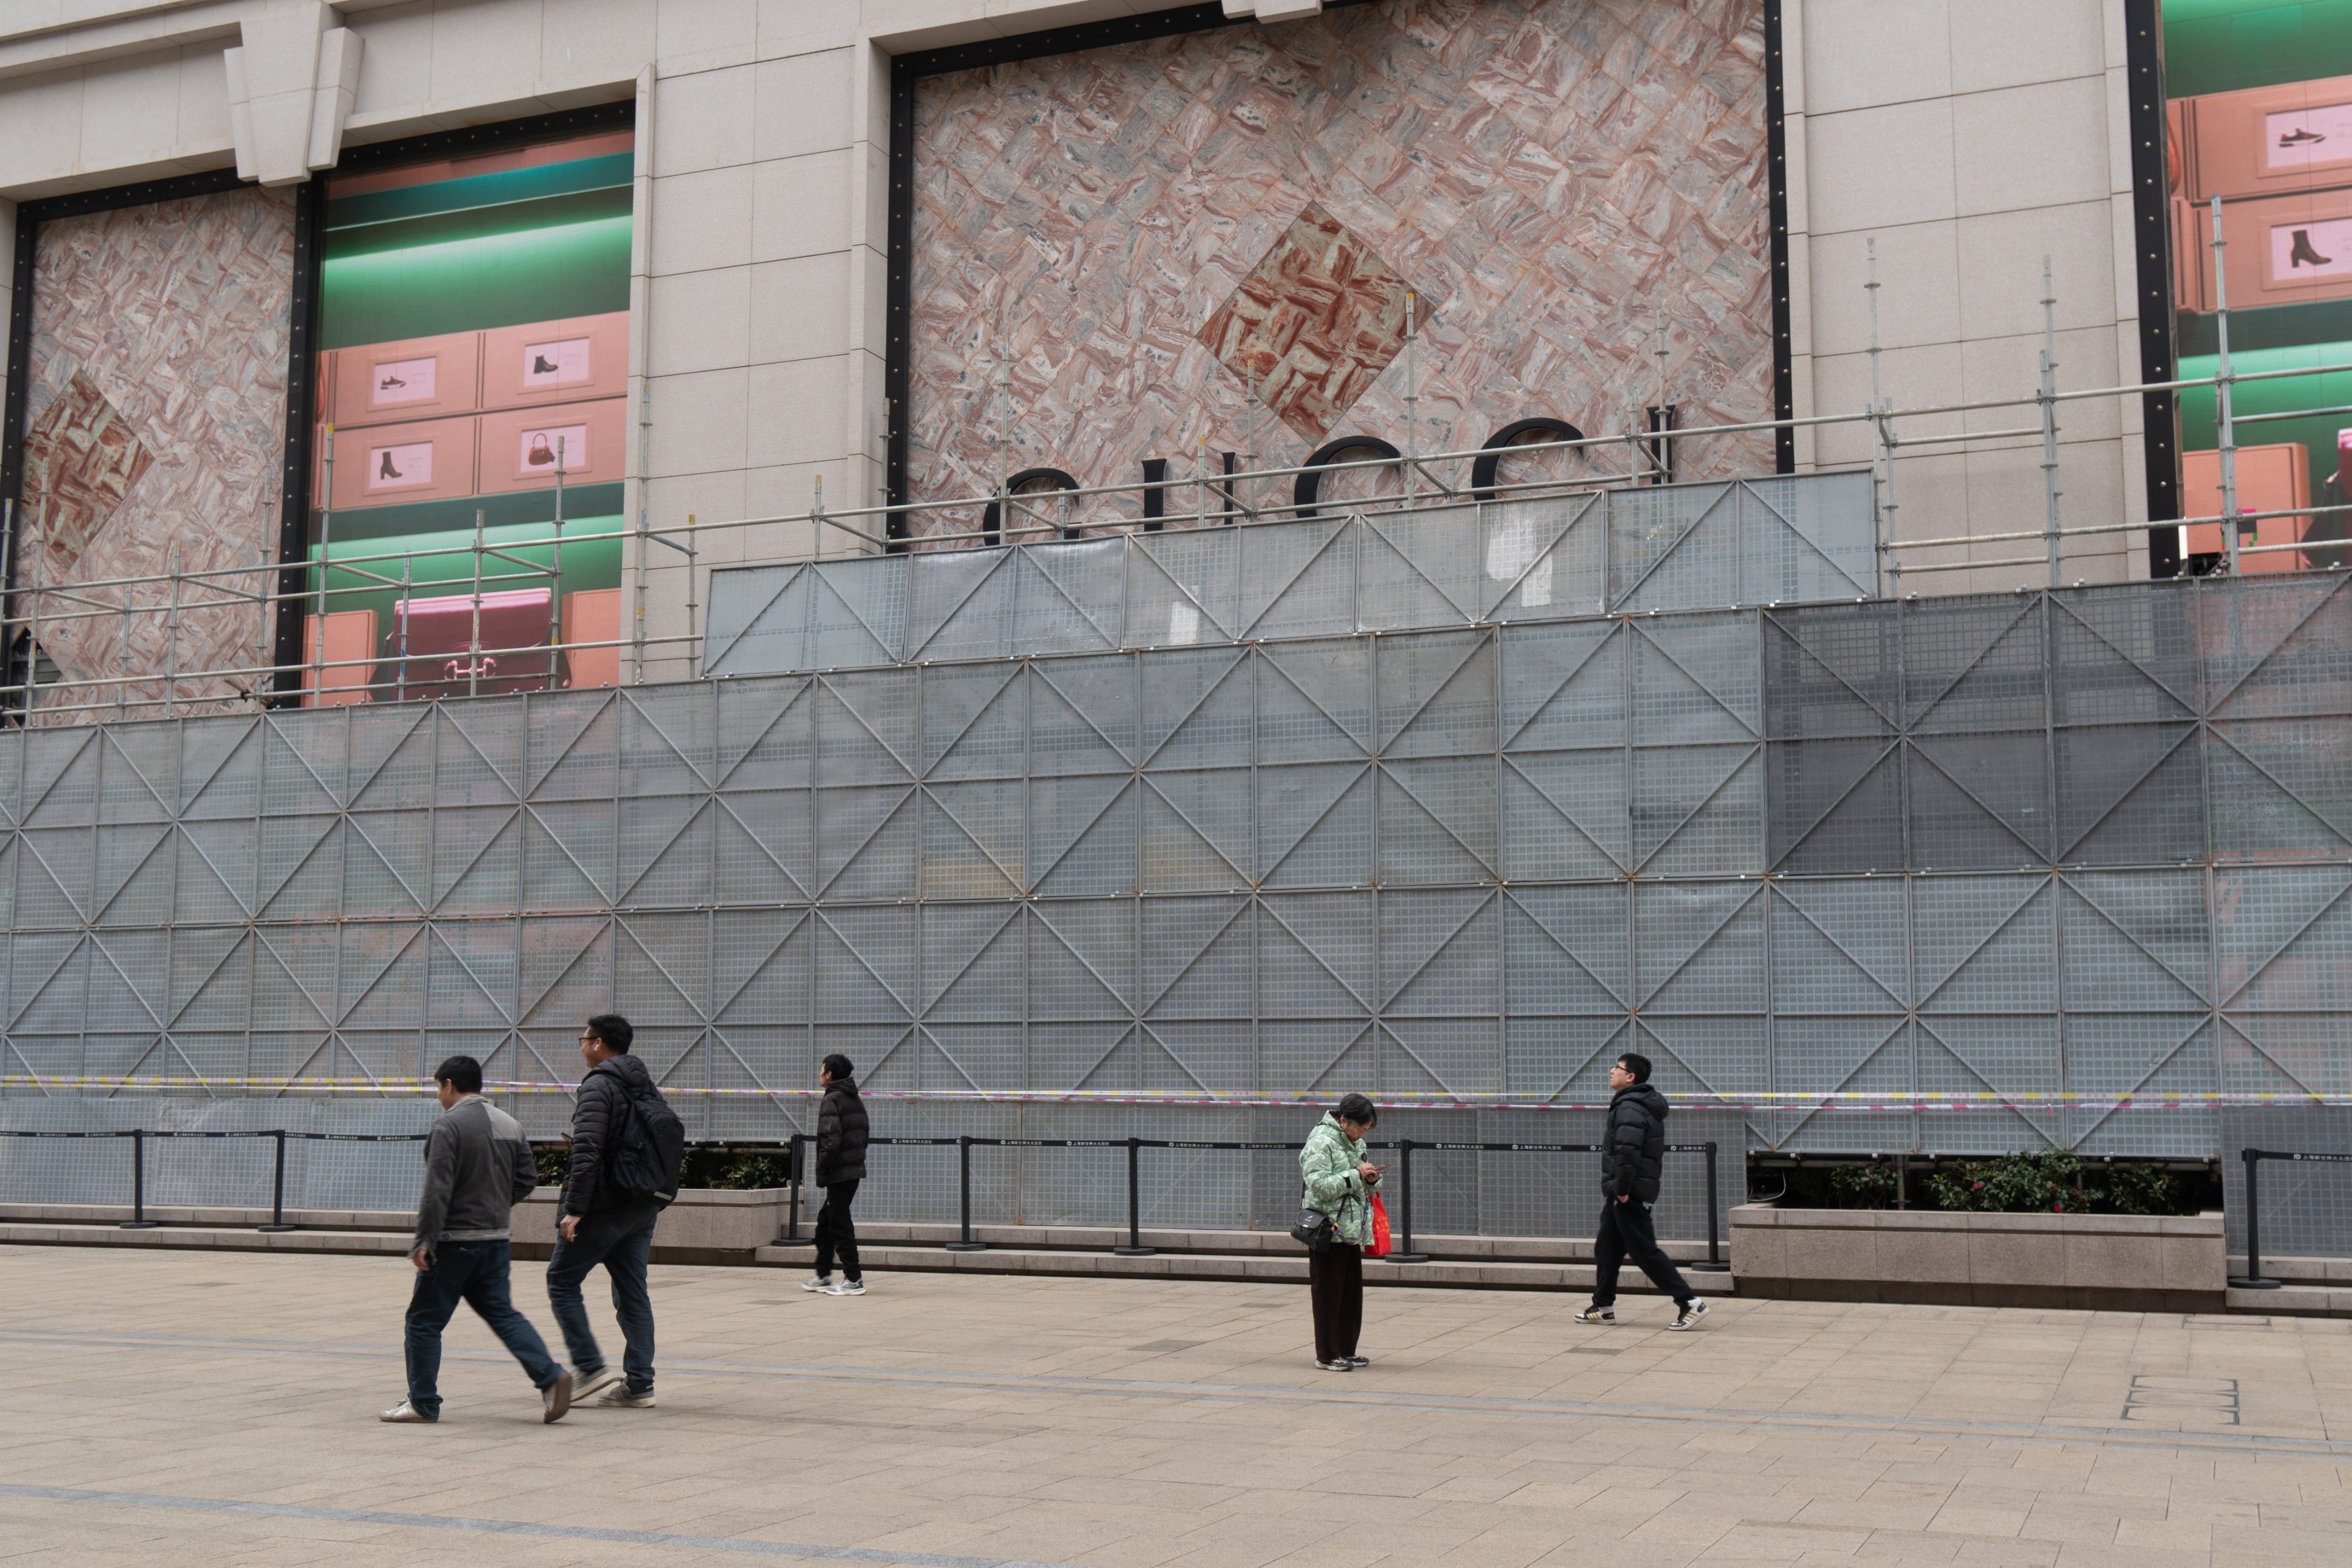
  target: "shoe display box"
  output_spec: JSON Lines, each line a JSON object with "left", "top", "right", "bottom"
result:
{"left": 326, "top": 330, "right": 484, "bottom": 430}
{"left": 480, "top": 311, "right": 629, "bottom": 410}
{"left": 300, "top": 609, "right": 380, "bottom": 706}
{"left": 2176, "top": 188, "right": 2352, "bottom": 310}
{"left": 2172, "top": 75, "right": 2352, "bottom": 203}
{"left": 476, "top": 399, "right": 628, "bottom": 494}
{"left": 325, "top": 415, "right": 480, "bottom": 511}
{"left": 2181, "top": 442, "right": 2311, "bottom": 571}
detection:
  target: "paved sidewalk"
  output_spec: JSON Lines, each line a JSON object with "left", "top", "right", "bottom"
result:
{"left": 0, "top": 1246, "right": 2346, "bottom": 1566}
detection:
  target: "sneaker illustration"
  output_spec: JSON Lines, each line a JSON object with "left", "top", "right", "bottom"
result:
{"left": 2280, "top": 128, "right": 2326, "bottom": 148}
{"left": 822, "top": 1277, "right": 866, "bottom": 1296}
{"left": 542, "top": 1368, "right": 574, "bottom": 1423}
{"left": 1668, "top": 1298, "right": 1709, "bottom": 1331}
{"left": 2290, "top": 229, "right": 2333, "bottom": 268}
{"left": 378, "top": 1399, "right": 435, "bottom": 1423}
{"left": 594, "top": 1384, "right": 655, "bottom": 1408}
{"left": 800, "top": 1275, "right": 832, "bottom": 1292}
{"left": 1573, "top": 1303, "right": 1614, "bottom": 1323}
{"left": 378, "top": 373, "right": 406, "bottom": 389}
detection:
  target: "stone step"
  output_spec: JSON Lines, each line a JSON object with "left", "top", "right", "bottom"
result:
{"left": 0, "top": 1220, "right": 411, "bottom": 1256}
{"left": 755, "top": 1240, "right": 1733, "bottom": 1294}
{"left": 2226, "top": 1283, "right": 2352, "bottom": 1316}
{"left": 2226, "top": 1254, "right": 2352, "bottom": 1286}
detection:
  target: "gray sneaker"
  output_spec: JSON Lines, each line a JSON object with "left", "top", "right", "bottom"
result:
{"left": 542, "top": 1368, "right": 574, "bottom": 1423}
{"left": 594, "top": 1382, "right": 655, "bottom": 1408}
{"left": 571, "top": 1366, "right": 624, "bottom": 1401}
{"left": 800, "top": 1275, "right": 832, "bottom": 1292}
{"left": 822, "top": 1277, "right": 866, "bottom": 1296}
{"left": 378, "top": 1399, "right": 435, "bottom": 1423}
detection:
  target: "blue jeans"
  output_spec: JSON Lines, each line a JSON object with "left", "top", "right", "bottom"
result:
{"left": 545, "top": 1202, "right": 659, "bottom": 1393}
{"left": 404, "top": 1238, "right": 562, "bottom": 1418}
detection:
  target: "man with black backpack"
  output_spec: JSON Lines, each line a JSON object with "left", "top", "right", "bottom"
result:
{"left": 548, "top": 1014, "right": 683, "bottom": 1408}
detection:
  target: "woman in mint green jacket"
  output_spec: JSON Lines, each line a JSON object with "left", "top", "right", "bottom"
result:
{"left": 1299, "top": 1092, "right": 1381, "bottom": 1371}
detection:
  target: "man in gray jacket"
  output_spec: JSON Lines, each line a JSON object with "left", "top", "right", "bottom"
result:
{"left": 381, "top": 1055, "right": 573, "bottom": 1423}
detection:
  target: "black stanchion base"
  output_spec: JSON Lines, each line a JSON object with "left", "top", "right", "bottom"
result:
{"left": 766, "top": 1236, "right": 814, "bottom": 1248}
{"left": 944, "top": 1241, "right": 990, "bottom": 1253}
{"left": 118, "top": 1221, "right": 161, "bottom": 1230}
{"left": 255, "top": 1224, "right": 299, "bottom": 1234}
{"left": 1687, "top": 1261, "right": 1732, "bottom": 1273}
{"left": 1384, "top": 1251, "right": 1431, "bottom": 1264}
{"left": 1111, "top": 1245, "right": 1157, "bottom": 1257}
{"left": 2229, "top": 1276, "right": 2283, "bottom": 1289}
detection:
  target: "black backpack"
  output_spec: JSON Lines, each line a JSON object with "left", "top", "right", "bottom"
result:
{"left": 600, "top": 1068, "right": 685, "bottom": 1207}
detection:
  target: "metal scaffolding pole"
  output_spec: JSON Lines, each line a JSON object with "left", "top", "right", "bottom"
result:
{"left": 2212, "top": 194, "right": 2241, "bottom": 574}
{"left": 2040, "top": 254, "right": 2062, "bottom": 587}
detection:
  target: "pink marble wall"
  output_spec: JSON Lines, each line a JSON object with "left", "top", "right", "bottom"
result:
{"left": 907, "top": 0, "right": 1773, "bottom": 537}
{"left": 19, "top": 187, "right": 296, "bottom": 717}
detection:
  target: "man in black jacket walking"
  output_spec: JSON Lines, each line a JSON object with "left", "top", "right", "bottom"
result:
{"left": 1577, "top": 1052, "right": 1707, "bottom": 1330}
{"left": 547, "top": 1014, "right": 665, "bottom": 1406}
{"left": 801, "top": 1053, "right": 869, "bottom": 1296}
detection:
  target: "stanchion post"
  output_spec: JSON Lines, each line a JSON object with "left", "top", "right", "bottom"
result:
{"left": 1113, "top": 1135, "right": 1155, "bottom": 1256}
{"left": 120, "top": 1129, "right": 159, "bottom": 1229}
{"left": 774, "top": 1133, "right": 812, "bottom": 1246}
{"left": 2230, "top": 1148, "right": 2281, "bottom": 1289}
{"left": 1388, "top": 1137, "right": 1430, "bottom": 1264}
{"left": 945, "top": 1134, "right": 988, "bottom": 1252}
{"left": 1689, "top": 1141, "right": 1731, "bottom": 1272}
{"left": 258, "top": 1128, "right": 298, "bottom": 1232}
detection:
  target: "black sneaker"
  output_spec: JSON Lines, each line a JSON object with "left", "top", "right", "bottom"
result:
{"left": 1573, "top": 1303, "right": 1613, "bottom": 1323}
{"left": 1344, "top": 1355, "right": 1371, "bottom": 1369}
{"left": 1316, "top": 1358, "right": 1355, "bottom": 1372}
{"left": 1668, "top": 1298, "right": 1709, "bottom": 1331}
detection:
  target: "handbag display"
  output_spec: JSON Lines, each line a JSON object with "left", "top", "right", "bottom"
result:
{"left": 1289, "top": 1207, "right": 1334, "bottom": 1249}
{"left": 1366, "top": 1192, "right": 1393, "bottom": 1258}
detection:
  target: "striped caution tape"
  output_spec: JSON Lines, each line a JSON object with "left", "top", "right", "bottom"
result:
{"left": 3, "top": 1075, "right": 2349, "bottom": 1112}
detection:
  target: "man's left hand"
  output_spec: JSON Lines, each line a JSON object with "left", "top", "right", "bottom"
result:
{"left": 411, "top": 1246, "right": 431, "bottom": 1271}
{"left": 559, "top": 1214, "right": 580, "bottom": 1242}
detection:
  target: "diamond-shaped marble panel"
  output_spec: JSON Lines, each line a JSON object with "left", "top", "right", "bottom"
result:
{"left": 1199, "top": 202, "right": 1416, "bottom": 443}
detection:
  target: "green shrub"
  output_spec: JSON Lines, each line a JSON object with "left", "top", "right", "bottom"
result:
{"left": 1828, "top": 1163, "right": 1901, "bottom": 1208}
{"left": 1924, "top": 1154, "right": 2191, "bottom": 1215}
{"left": 533, "top": 1142, "right": 570, "bottom": 1186}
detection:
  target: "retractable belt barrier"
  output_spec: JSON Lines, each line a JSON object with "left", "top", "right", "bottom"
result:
{"left": 773, "top": 1131, "right": 1729, "bottom": 1269}
{"left": 0, "top": 1127, "right": 427, "bottom": 1232}
{"left": 2230, "top": 1147, "right": 2352, "bottom": 1290}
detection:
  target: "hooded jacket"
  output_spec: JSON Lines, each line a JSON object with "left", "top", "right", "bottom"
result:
{"left": 1601, "top": 1083, "right": 1670, "bottom": 1206}
{"left": 1298, "top": 1112, "right": 1378, "bottom": 1246}
{"left": 562, "top": 1051, "right": 659, "bottom": 1218}
{"left": 815, "top": 1075, "right": 869, "bottom": 1187}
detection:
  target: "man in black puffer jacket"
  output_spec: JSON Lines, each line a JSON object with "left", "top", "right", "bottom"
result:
{"left": 547, "top": 1014, "right": 665, "bottom": 1406}
{"left": 803, "top": 1053, "right": 870, "bottom": 1296}
{"left": 1577, "top": 1052, "right": 1706, "bottom": 1330}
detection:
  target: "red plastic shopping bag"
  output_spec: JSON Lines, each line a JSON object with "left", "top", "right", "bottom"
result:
{"left": 1366, "top": 1192, "right": 1393, "bottom": 1257}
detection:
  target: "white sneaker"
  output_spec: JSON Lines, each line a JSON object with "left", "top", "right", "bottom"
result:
{"left": 541, "top": 1368, "right": 573, "bottom": 1423}
{"left": 378, "top": 1399, "right": 435, "bottom": 1423}
{"left": 1669, "top": 1297, "right": 1709, "bottom": 1331}
{"left": 800, "top": 1275, "right": 832, "bottom": 1292}
{"left": 571, "top": 1366, "right": 624, "bottom": 1401}
{"left": 822, "top": 1277, "right": 866, "bottom": 1296}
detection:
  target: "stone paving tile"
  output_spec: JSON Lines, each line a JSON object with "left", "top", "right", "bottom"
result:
{"left": 4, "top": 1246, "right": 2352, "bottom": 1565}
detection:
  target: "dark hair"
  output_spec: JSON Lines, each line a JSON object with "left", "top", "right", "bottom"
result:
{"left": 1616, "top": 1052, "right": 1652, "bottom": 1084}
{"left": 434, "top": 1055, "right": 483, "bottom": 1094}
{"left": 1335, "top": 1092, "right": 1377, "bottom": 1127}
{"left": 584, "top": 1014, "right": 634, "bottom": 1053}
{"left": 822, "top": 1053, "right": 854, "bottom": 1082}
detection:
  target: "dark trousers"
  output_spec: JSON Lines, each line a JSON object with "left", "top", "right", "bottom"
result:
{"left": 404, "top": 1238, "right": 561, "bottom": 1418}
{"left": 813, "top": 1179, "right": 861, "bottom": 1281}
{"left": 546, "top": 1202, "right": 659, "bottom": 1393}
{"left": 1592, "top": 1198, "right": 1694, "bottom": 1307}
{"left": 1307, "top": 1242, "right": 1364, "bottom": 1361}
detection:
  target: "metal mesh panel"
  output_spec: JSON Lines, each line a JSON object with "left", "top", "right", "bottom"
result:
{"left": 11, "top": 573, "right": 2352, "bottom": 1247}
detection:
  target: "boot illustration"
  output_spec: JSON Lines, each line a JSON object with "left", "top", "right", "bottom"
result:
{"left": 2291, "top": 229, "right": 2332, "bottom": 268}
{"left": 378, "top": 450, "right": 401, "bottom": 481}
{"left": 527, "top": 432, "right": 556, "bottom": 466}
{"left": 532, "top": 354, "right": 560, "bottom": 375}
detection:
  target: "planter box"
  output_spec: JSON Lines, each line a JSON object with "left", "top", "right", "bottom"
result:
{"left": 513, "top": 1189, "right": 788, "bottom": 1264}
{"left": 1731, "top": 1203, "right": 2224, "bottom": 1311}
